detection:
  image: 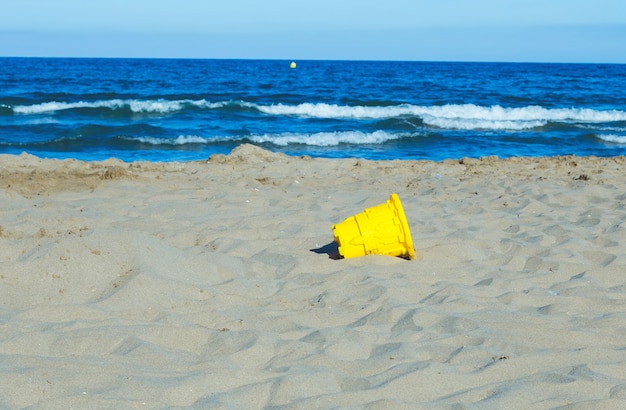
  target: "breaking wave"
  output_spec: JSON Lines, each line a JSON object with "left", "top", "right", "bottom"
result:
{"left": 9, "top": 99, "right": 626, "bottom": 132}
{"left": 124, "top": 130, "right": 402, "bottom": 147}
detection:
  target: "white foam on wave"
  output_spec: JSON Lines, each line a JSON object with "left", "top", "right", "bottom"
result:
{"left": 422, "top": 116, "right": 546, "bottom": 131}
{"left": 257, "top": 103, "right": 408, "bottom": 119}
{"left": 128, "top": 135, "right": 215, "bottom": 145}
{"left": 258, "top": 102, "right": 626, "bottom": 131}
{"left": 13, "top": 101, "right": 77, "bottom": 114}
{"left": 250, "top": 130, "right": 399, "bottom": 146}
{"left": 596, "top": 134, "right": 626, "bottom": 144}
{"left": 13, "top": 99, "right": 220, "bottom": 114}
{"left": 13, "top": 99, "right": 626, "bottom": 133}
{"left": 124, "top": 131, "right": 400, "bottom": 147}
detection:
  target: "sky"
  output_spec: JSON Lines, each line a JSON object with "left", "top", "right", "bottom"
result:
{"left": 1, "top": 0, "right": 625, "bottom": 63}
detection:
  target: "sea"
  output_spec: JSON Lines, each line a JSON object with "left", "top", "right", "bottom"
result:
{"left": 1, "top": 57, "right": 625, "bottom": 162}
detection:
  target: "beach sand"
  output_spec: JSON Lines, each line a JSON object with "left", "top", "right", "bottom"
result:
{"left": 1, "top": 144, "right": 626, "bottom": 409}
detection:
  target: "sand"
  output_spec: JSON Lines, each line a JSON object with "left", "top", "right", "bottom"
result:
{"left": 1, "top": 144, "right": 626, "bottom": 409}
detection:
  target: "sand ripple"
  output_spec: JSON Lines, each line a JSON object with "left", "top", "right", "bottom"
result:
{"left": 1, "top": 146, "right": 626, "bottom": 408}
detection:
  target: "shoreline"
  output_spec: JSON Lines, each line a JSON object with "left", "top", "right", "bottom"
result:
{"left": 2, "top": 144, "right": 626, "bottom": 407}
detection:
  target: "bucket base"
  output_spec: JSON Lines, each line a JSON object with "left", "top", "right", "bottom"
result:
{"left": 332, "top": 193, "right": 416, "bottom": 260}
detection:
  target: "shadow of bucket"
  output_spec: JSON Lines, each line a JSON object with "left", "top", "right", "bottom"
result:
{"left": 331, "top": 193, "right": 416, "bottom": 260}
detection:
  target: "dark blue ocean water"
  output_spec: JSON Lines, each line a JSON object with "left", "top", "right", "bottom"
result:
{"left": 1, "top": 57, "right": 625, "bottom": 162}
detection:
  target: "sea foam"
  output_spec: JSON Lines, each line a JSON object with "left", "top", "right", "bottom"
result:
{"left": 596, "top": 134, "right": 626, "bottom": 144}
{"left": 12, "top": 99, "right": 220, "bottom": 115}
{"left": 124, "top": 131, "right": 401, "bottom": 147}
{"left": 13, "top": 99, "right": 626, "bottom": 131}
{"left": 249, "top": 130, "right": 400, "bottom": 146}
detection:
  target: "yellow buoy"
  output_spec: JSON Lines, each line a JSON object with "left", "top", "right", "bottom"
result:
{"left": 290, "top": 61, "right": 297, "bottom": 69}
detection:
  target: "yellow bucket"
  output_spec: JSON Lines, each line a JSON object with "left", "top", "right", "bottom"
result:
{"left": 331, "top": 193, "right": 416, "bottom": 260}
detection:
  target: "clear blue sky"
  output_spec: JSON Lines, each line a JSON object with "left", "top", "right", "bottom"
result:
{"left": 1, "top": 0, "right": 625, "bottom": 63}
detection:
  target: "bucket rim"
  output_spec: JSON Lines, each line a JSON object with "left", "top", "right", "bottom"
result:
{"left": 389, "top": 193, "right": 416, "bottom": 260}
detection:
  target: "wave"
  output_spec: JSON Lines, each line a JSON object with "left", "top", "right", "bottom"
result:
{"left": 123, "top": 131, "right": 402, "bottom": 147}
{"left": 11, "top": 99, "right": 227, "bottom": 115}
{"left": 8, "top": 98, "right": 626, "bottom": 132}
{"left": 256, "top": 103, "right": 404, "bottom": 119}
{"left": 249, "top": 130, "right": 401, "bottom": 146}
{"left": 127, "top": 135, "right": 222, "bottom": 145}
{"left": 596, "top": 134, "right": 626, "bottom": 144}
{"left": 257, "top": 102, "right": 626, "bottom": 122}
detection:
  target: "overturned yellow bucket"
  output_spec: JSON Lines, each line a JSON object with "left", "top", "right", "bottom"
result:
{"left": 332, "top": 193, "right": 416, "bottom": 260}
